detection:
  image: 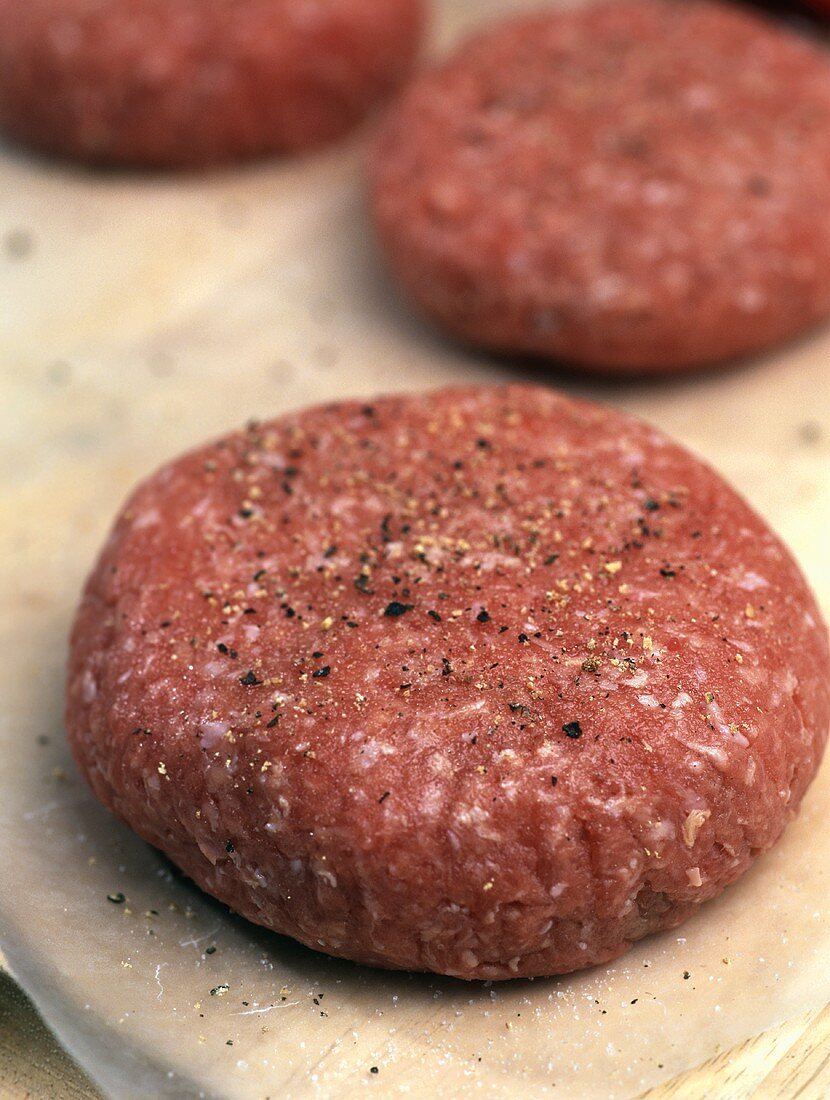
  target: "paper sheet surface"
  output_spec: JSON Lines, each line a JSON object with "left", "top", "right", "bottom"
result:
{"left": 0, "top": 2, "right": 828, "bottom": 1097}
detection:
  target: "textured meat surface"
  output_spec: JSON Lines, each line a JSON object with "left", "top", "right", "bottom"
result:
{"left": 370, "top": 0, "right": 830, "bottom": 375}
{"left": 66, "top": 385, "right": 830, "bottom": 979}
{"left": 0, "top": 0, "right": 424, "bottom": 166}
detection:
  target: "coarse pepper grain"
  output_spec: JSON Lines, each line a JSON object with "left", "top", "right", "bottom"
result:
{"left": 66, "top": 385, "right": 830, "bottom": 979}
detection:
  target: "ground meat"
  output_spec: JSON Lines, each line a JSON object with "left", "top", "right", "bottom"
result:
{"left": 370, "top": 0, "right": 830, "bottom": 376}
{"left": 65, "top": 385, "right": 830, "bottom": 979}
{"left": 0, "top": 0, "right": 424, "bottom": 167}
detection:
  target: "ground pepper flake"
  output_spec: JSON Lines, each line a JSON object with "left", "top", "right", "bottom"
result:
{"left": 384, "top": 601, "right": 414, "bottom": 617}
{"left": 239, "top": 670, "right": 261, "bottom": 686}
{"left": 312, "top": 666, "right": 331, "bottom": 679}
{"left": 562, "top": 721, "right": 583, "bottom": 739}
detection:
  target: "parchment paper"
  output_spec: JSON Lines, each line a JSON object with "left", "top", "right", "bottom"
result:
{"left": 0, "top": 2, "right": 828, "bottom": 1097}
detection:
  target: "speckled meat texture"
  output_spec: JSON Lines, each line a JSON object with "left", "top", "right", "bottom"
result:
{"left": 0, "top": 0, "right": 424, "bottom": 167}
{"left": 66, "top": 386, "right": 830, "bottom": 980}
{"left": 370, "top": 0, "right": 830, "bottom": 376}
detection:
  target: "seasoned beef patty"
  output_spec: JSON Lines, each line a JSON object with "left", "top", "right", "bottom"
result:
{"left": 370, "top": 0, "right": 830, "bottom": 375}
{"left": 66, "top": 386, "right": 830, "bottom": 979}
{"left": 0, "top": 0, "right": 424, "bottom": 166}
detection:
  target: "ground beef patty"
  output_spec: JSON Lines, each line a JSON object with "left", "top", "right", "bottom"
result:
{"left": 0, "top": 0, "right": 424, "bottom": 167}
{"left": 66, "top": 386, "right": 830, "bottom": 980}
{"left": 370, "top": 0, "right": 830, "bottom": 376}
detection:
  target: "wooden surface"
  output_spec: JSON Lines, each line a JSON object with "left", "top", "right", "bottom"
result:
{"left": 1, "top": 964, "right": 827, "bottom": 1099}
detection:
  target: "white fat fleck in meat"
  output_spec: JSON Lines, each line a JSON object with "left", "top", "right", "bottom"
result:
{"left": 419, "top": 783, "right": 445, "bottom": 818}
{"left": 768, "top": 668, "right": 798, "bottom": 708}
{"left": 131, "top": 507, "right": 161, "bottom": 530}
{"left": 683, "top": 742, "right": 730, "bottom": 770}
{"left": 81, "top": 670, "right": 97, "bottom": 704}
{"left": 672, "top": 691, "right": 693, "bottom": 709}
{"left": 682, "top": 809, "right": 710, "bottom": 847}
{"left": 314, "top": 866, "right": 338, "bottom": 889}
{"left": 442, "top": 699, "right": 487, "bottom": 720}
{"left": 590, "top": 273, "right": 625, "bottom": 305}
{"left": 625, "top": 670, "right": 649, "bottom": 689}
{"left": 549, "top": 883, "right": 567, "bottom": 899}
{"left": 48, "top": 17, "right": 84, "bottom": 55}
{"left": 528, "top": 636, "right": 562, "bottom": 659}
{"left": 199, "top": 721, "right": 231, "bottom": 748}
{"left": 472, "top": 552, "right": 522, "bottom": 573}
{"left": 707, "top": 700, "right": 732, "bottom": 738}
{"left": 354, "top": 739, "right": 396, "bottom": 767}
{"left": 685, "top": 82, "right": 718, "bottom": 110}
{"left": 737, "top": 571, "right": 769, "bottom": 592}
{"left": 687, "top": 867, "right": 703, "bottom": 888}
{"left": 202, "top": 660, "right": 228, "bottom": 678}
{"left": 585, "top": 793, "right": 628, "bottom": 818}
{"left": 643, "top": 180, "right": 679, "bottom": 207}
{"left": 454, "top": 805, "right": 502, "bottom": 841}
{"left": 737, "top": 286, "right": 766, "bottom": 313}
{"left": 196, "top": 836, "right": 223, "bottom": 865}
{"left": 382, "top": 541, "right": 405, "bottom": 561}
{"left": 737, "top": 662, "right": 766, "bottom": 687}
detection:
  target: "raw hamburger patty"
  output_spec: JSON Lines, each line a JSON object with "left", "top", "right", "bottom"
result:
{"left": 66, "top": 386, "right": 830, "bottom": 980}
{"left": 0, "top": 0, "right": 424, "bottom": 167}
{"left": 370, "top": 0, "right": 830, "bottom": 375}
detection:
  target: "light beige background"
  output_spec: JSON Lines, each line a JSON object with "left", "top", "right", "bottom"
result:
{"left": 0, "top": 1, "right": 828, "bottom": 1097}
